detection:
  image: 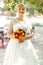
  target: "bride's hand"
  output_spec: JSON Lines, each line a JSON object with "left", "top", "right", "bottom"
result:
{"left": 19, "top": 36, "right": 25, "bottom": 43}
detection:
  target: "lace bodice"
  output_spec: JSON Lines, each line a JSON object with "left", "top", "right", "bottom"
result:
{"left": 13, "top": 21, "right": 28, "bottom": 33}
{"left": 12, "top": 18, "right": 32, "bottom": 35}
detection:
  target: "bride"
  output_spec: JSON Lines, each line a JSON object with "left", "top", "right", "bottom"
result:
{"left": 3, "top": 3, "right": 39, "bottom": 65}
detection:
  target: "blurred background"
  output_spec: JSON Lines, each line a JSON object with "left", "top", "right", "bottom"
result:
{"left": 0, "top": 0, "right": 43, "bottom": 65}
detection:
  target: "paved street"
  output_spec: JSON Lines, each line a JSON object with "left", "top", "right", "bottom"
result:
{"left": 33, "top": 42, "right": 43, "bottom": 65}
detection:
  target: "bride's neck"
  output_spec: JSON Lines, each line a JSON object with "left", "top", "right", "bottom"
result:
{"left": 17, "top": 16, "right": 24, "bottom": 21}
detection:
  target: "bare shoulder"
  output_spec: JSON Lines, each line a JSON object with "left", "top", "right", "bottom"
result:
{"left": 11, "top": 17, "right": 18, "bottom": 25}
{"left": 10, "top": 17, "right": 20, "bottom": 27}
{"left": 10, "top": 18, "right": 16, "bottom": 25}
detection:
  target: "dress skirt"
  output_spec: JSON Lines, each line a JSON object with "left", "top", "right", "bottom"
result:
{"left": 3, "top": 38, "right": 39, "bottom": 65}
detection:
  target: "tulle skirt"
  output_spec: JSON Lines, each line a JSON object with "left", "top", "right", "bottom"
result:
{"left": 3, "top": 38, "right": 39, "bottom": 65}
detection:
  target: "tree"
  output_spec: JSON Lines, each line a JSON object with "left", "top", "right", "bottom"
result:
{"left": 3, "top": 0, "right": 43, "bottom": 14}
{"left": 24, "top": 0, "right": 43, "bottom": 14}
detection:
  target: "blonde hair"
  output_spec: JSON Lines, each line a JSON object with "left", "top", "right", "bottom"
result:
{"left": 15, "top": 3, "right": 26, "bottom": 11}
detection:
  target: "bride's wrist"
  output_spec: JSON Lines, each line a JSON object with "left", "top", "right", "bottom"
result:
{"left": 12, "top": 33, "right": 15, "bottom": 39}
{"left": 25, "top": 35, "right": 32, "bottom": 40}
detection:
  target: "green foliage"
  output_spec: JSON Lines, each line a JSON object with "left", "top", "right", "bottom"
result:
{"left": 4, "top": 0, "right": 11, "bottom": 4}
{"left": 4, "top": 4, "right": 10, "bottom": 10}
{"left": 24, "top": 0, "right": 43, "bottom": 14}
{"left": 4, "top": 0, "right": 16, "bottom": 11}
{"left": 3, "top": 0, "right": 43, "bottom": 14}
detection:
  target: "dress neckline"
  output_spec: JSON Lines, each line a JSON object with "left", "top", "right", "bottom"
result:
{"left": 16, "top": 18, "right": 25, "bottom": 22}
{"left": 13, "top": 17, "right": 26, "bottom": 25}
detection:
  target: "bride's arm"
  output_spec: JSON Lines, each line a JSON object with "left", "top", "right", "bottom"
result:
{"left": 25, "top": 28, "right": 33, "bottom": 40}
{"left": 7, "top": 21, "right": 14, "bottom": 39}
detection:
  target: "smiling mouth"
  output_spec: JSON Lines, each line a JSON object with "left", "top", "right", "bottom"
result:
{"left": 20, "top": 12, "right": 24, "bottom": 13}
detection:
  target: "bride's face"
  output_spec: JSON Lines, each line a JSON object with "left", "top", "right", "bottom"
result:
{"left": 17, "top": 6, "right": 25, "bottom": 16}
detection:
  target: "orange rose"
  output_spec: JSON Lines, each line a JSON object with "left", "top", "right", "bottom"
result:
{"left": 13, "top": 29, "right": 26, "bottom": 39}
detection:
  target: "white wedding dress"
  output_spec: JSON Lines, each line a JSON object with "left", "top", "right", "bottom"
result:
{"left": 3, "top": 19, "right": 39, "bottom": 65}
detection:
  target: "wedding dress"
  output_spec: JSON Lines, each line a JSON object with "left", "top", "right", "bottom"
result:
{"left": 3, "top": 19, "right": 39, "bottom": 65}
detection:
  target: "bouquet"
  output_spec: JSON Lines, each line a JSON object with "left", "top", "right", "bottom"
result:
{"left": 13, "top": 29, "right": 26, "bottom": 39}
